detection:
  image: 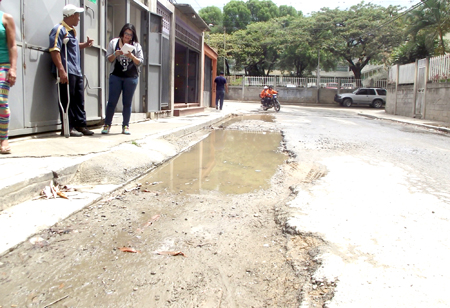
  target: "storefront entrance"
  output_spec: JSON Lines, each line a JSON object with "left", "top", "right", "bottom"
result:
{"left": 174, "top": 42, "right": 199, "bottom": 104}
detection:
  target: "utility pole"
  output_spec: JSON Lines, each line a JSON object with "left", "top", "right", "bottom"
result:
{"left": 223, "top": 27, "right": 226, "bottom": 75}
{"left": 317, "top": 49, "right": 321, "bottom": 86}
{"left": 316, "top": 50, "right": 320, "bottom": 103}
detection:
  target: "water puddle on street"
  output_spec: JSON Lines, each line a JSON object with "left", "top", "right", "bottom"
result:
{"left": 141, "top": 118, "right": 285, "bottom": 194}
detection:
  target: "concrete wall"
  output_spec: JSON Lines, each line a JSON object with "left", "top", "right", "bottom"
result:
{"left": 226, "top": 86, "right": 352, "bottom": 105}
{"left": 385, "top": 86, "right": 397, "bottom": 114}
{"left": 425, "top": 83, "right": 450, "bottom": 122}
{"left": 386, "top": 83, "right": 450, "bottom": 123}
{"left": 386, "top": 85, "right": 415, "bottom": 117}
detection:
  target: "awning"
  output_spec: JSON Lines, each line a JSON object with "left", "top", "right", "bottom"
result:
{"left": 175, "top": 4, "right": 210, "bottom": 32}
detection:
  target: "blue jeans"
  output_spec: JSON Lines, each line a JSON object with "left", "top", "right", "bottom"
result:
{"left": 216, "top": 90, "right": 225, "bottom": 110}
{"left": 105, "top": 74, "right": 138, "bottom": 126}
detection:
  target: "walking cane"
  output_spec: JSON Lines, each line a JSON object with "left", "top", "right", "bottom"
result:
{"left": 56, "top": 37, "right": 70, "bottom": 138}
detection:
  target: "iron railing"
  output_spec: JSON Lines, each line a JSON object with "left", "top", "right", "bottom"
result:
{"left": 226, "top": 76, "right": 387, "bottom": 89}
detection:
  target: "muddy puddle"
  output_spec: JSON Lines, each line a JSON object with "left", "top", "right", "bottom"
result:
{"left": 141, "top": 119, "right": 285, "bottom": 194}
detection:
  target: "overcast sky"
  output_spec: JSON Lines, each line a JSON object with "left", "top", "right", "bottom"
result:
{"left": 178, "top": 0, "right": 418, "bottom": 15}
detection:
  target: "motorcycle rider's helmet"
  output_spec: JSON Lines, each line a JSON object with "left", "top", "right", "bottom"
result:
{"left": 264, "top": 86, "right": 268, "bottom": 89}
{"left": 269, "top": 85, "right": 273, "bottom": 89}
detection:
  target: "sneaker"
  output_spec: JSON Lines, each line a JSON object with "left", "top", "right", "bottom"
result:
{"left": 76, "top": 127, "right": 94, "bottom": 136}
{"left": 101, "top": 125, "right": 110, "bottom": 134}
{"left": 69, "top": 128, "right": 83, "bottom": 137}
{"left": 122, "top": 125, "right": 130, "bottom": 135}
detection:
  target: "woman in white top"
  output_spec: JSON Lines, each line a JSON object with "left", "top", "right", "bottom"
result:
{"left": 102, "top": 23, "right": 144, "bottom": 135}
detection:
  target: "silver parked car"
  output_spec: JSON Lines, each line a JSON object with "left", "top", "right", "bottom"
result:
{"left": 334, "top": 88, "right": 386, "bottom": 108}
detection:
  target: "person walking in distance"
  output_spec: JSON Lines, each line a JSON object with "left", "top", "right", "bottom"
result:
{"left": 101, "top": 23, "right": 144, "bottom": 135}
{"left": 0, "top": 0, "right": 17, "bottom": 154}
{"left": 214, "top": 71, "right": 228, "bottom": 110}
{"left": 49, "top": 4, "right": 94, "bottom": 137}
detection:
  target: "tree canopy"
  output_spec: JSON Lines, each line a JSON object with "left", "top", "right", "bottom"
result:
{"left": 312, "top": 3, "right": 404, "bottom": 79}
{"left": 278, "top": 16, "right": 336, "bottom": 76}
{"left": 279, "top": 5, "right": 300, "bottom": 17}
{"left": 223, "top": 1, "right": 252, "bottom": 33}
{"left": 202, "top": 0, "right": 450, "bottom": 77}
{"left": 405, "top": 0, "right": 450, "bottom": 55}
{"left": 229, "top": 21, "right": 282, "bottom": 75}
{"left": 199, "top": 6, "right": 223, "bottom": 34}
{"left": 247, "top": 0, "right": 279, "bottom": 22}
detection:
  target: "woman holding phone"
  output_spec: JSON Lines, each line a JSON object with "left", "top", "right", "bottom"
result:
{"left": 102, "top": 23, "right": 143, "bottom": 135}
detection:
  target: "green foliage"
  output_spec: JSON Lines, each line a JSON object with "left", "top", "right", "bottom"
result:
{"left": 131, "top": 140, "right": 141, "bottom": 147}
{"left": 223, "top": 0, "right": 251, "bottom": 33}
{"left": 405, "top": 0, "right": 450, "bottom": 55}
{"left": 203, "top": 0, "right": 438, "bottom": 77}
{"left": 247, "top": 0, "right": 279, "bottom": 22}
{"left": 230, "top": 20, "right": 283, "bottom": 75}
{"left": 229, "top": 77, "right": 243, "bottom": 85}
{"left": 199, "top": 6, "right": 223, "bottom": 34}
{"left": 207, "top": 32, "right": 231, "bottom": 73}
{"left": 312, "top": 3, "right": 404, "bottom": 79}
{"left": 279, "top": 5, "right": 300, "bottom": 17}
{"left": 390, "top": 34, "right": 437, "bottom": 64}
{"left": 276, "top": 16, "right": 337, "bottom": 77}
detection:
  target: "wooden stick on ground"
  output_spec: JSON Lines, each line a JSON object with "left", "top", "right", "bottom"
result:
{"left": 43, "top": 295, "right": 69, "bottom": 308}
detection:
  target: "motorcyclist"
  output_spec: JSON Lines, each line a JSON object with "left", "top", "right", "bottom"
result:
{"left": 267, "top": 85, "right": 278, "bottom": 99}
{"left": 260, "top": 86, "right": 270, "bottom": 107}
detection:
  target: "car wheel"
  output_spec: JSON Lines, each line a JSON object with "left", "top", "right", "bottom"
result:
{"left": 342, "top": 98, "right": 352, "bottom": 107}
{"left": 372, "top": 99, "right": 383, "bottom": 108}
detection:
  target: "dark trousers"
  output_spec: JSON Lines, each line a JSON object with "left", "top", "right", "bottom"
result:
{"left": 57, "top": 74, "right": 86, "bottom": 130}
{"left": 216, "top": 90, "right": 225, "bottom": 110}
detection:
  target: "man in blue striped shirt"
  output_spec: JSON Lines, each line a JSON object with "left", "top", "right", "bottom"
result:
{"left": 49, "top": 4, "right": 94, "bottom": 137}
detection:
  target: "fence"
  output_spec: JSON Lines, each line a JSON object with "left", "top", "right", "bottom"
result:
{"left": 389, "top": 54, "right": 450, "bottom": 84}
{"left": 429, "top": 54, "right": 450, "bottom": 82}
{"left": 399, "top": 63, "right": 415, "bottom": 84}
{"left": 226, "top": 76, "right": 387, "bottom": 89}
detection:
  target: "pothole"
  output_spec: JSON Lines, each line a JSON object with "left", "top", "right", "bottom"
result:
{"left": 141, "top": 116, "right": 285, "bottom": 195}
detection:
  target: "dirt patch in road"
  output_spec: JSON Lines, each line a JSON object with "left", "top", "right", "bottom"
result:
{"left": 0, "top": 118, "right": 335, "bottom": 307}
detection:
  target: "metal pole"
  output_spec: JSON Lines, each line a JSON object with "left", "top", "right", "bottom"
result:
{"left": 223, "top": 27, "right": 226, "bottom": 75}
{"left": 316, "top": 50, "right": 320, "bottom": 103}
{"left": 317, "top": 49, "right": 320, "bottom": 85}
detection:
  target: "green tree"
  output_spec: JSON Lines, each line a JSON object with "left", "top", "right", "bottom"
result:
{"left": 223, "top": 0, "right": 251, "bottom": 33}
{"left": 278, "top": 16, "right": 336, "bottom": 76}
{"left": 405, "top": 0, "right": 450, "bottom": 55}
{"left": 313, "top": 2, "right": 404, "bottom": 80}
{"left": 229, "top": 21, "right": 282, "bottom": 75}
{"left": 279, "top": 5, "right": 300, "bottom": 17}
{"left": 390, "top": 34, "right": 436, "bottom": 64}
{"left": 208, "top": 32, "right": 230, "bottom": 74}
{"left": 199, "top": 6, "right": 223, "bottom": 34}
{"left": 247, "top": 0, "right": 279, "bottom": 22}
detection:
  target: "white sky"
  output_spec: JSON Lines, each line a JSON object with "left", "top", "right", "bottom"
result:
{"left": 178, "top": 0, "right": 418, "bottom": 15}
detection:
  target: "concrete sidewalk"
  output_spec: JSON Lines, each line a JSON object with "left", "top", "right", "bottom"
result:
{"left": 356, "top": 109, "right": 450, "bottom": 134}
{"left": 0, "top": 102, "right": 448, "bottom": 256}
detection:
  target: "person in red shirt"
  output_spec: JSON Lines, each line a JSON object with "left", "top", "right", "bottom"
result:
{"left": 267, "top": 85, "right": 278, "bottom": 98}
{"left": 260, "top": 86, "right": 270, "bottom": 107}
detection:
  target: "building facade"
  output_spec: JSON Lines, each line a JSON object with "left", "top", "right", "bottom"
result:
{"left": 2, "top": 0, "right": 211, "bottom": 137}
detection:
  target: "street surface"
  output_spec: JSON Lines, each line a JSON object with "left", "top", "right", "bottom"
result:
{"left": 279, "top": 105, "right": 450, "bottom": 307}
{"left": 1, "top": 103, "right": 449, "bottom": 307}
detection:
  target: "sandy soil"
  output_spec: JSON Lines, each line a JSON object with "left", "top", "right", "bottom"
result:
{"left": 0, "top": 119, "right": 335, "bottom": 308}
